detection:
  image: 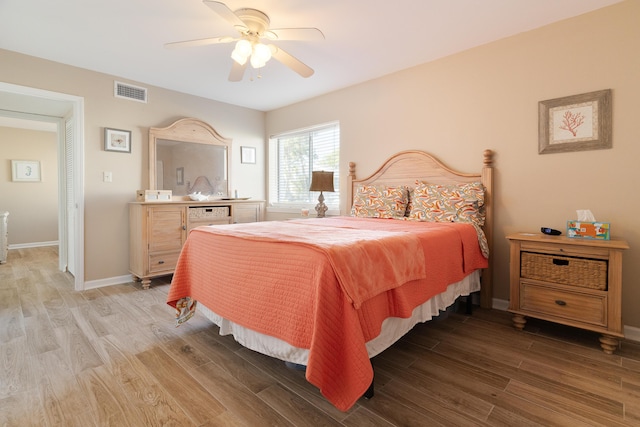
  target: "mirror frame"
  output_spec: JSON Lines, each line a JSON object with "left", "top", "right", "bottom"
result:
{"left": 149, "top": 118, "right": 232, "bottom": 198}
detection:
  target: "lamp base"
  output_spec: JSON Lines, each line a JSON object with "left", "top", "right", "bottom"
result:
{"left": 315, "top": 192, "right": 328, "bottom": 218}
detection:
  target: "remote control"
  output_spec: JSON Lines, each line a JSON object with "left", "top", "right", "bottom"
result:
{"left": 541, "top": 227, "right": 562, "bottom": 236}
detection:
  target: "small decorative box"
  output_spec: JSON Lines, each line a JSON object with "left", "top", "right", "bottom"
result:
{"left": 136, "top": 189, "right": 172, "bottom": 202}
{"left": 567, "top": 221, "right": 610, "bottom": 240}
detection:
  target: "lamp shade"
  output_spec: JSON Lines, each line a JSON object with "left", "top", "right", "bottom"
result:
{"left": 309, "top": 171, "right": 334, "bottom": 192}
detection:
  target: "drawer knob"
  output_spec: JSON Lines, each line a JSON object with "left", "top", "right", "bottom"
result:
{"left": 555, "top": 300, "right": 567, "bottom": 306}
{"left": 158, "top": 260, "right": 165, "bottom": 264}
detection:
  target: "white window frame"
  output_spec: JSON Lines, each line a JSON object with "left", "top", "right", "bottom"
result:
{"left": 268, "top": 121, "right": 340, "bottom": 214}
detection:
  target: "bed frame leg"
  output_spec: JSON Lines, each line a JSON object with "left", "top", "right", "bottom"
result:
{"left": 364, "top": 376, "right": 374, "bottom": 399}
{"left": 363, "top": 361, "right": 374, "bottom": 399}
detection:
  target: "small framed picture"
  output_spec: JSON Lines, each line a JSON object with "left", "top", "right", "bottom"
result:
{"left": 241, "top": 146, "right": 256, "bottom": 164}
{"left": 104, "top": 127, "right": 132, "bottom": 153}
{"left": 11, "top": 160, "right": 41, "bottom": 182}
{"left": 240, "top": 147, "right": 256, "bottom": 163}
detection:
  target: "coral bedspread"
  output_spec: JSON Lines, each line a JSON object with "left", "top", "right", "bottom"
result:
{"left": 167, "top": 217, "right": 488, "bottom": 411}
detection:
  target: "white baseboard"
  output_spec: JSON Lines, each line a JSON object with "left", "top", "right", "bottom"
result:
{"left": 8, "top": 240, "right": 58, "bottom": 249}
{"left": 492, "top": 298, "right": 509, "bottom": 311}
{"left": 624, "top": 325, "right": 640, "bottom": 343}
{"left": 491, "top": 297, "right": 639, "bottom": 343}
{"left": 83, "top": 274, "right": 133, "bottom": 290}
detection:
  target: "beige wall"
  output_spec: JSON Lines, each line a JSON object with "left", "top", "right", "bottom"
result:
{"left": 0, "top": 50, "right": 266, "bottom": 282}
{"left": 266, "top": 2, "right": 640, "bottom": 326}
{"left": 1, "top": 1, "right": 638, "bottom": 328}
{"left": 0, "top": 127, "right": 58, "bottom": 245}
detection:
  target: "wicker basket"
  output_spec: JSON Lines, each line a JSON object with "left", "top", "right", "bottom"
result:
{"left": 189, "top": 206, "right": 230, "bottom": 219}
{"left": 521, "top": 252, "right": 607, "bottom": 290}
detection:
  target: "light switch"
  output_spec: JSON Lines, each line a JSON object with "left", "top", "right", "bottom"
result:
{"left": 103, "top": 171, "right": 112, "bottom": 182}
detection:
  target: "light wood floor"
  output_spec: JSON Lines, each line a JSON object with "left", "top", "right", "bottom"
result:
{"left": 2, "top": 247, "right": 640, "bottom": 426}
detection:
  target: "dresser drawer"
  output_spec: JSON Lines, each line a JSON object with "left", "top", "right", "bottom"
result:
{"left": 148, "top": 251, "right": 181, "bottom": 274}
{"left": 520, "top": 281, "right": 606, "bottom": 327}
{"left": 188, "top": 218, "right": 232, "bottom": 232}
{"left": 233, "top": 203, "right": 263, "bottom": 223}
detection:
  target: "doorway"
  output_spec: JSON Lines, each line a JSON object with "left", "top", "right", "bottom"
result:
{"left": 0, "top": 82, "right": 85, "bottom": 291}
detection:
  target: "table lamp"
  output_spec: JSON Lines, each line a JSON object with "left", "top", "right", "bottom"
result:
{"left": 309, "top": 171, "right": 334, "bottom": 218}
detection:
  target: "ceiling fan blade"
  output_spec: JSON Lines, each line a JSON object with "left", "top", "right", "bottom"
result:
{"left": 268, "top": 28, "right": 325, "bottom": 41}
{"left": 269, "top": 45, "right": 314, "bottom": 78}
{"left": 165, "top": 36, "right": 236, "bottom": 49}
{"left": 228, "top": 60, "right": 247, "bottom": 82}
{"left": 203, "top": 0, "right": 247, "bottom": 29}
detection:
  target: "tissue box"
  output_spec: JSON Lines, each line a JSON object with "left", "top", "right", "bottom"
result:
{"left": 567, "top": 221, "right": 610, "bottom": 240}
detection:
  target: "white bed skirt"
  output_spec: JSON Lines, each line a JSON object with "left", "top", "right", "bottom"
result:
{"left": 198, "top": 270, "right": 480, "bottom": 366}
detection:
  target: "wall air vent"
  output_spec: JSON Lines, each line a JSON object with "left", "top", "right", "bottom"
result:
{"left": 114, "top": 81, "right": 147, "bottom": 103}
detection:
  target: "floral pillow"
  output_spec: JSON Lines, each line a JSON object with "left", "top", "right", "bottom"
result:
{"left": 351, "top": 185, "right": 409, "bottom": 219}
{"left": 408, "top": 182, "right": 485, "bottom": 225}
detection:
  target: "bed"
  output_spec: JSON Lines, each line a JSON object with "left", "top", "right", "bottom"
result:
{"left": 166, "top": 149, "right": 494, "bottom": 411}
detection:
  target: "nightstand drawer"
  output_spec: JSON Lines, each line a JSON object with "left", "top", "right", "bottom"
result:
{"left": 520, "top": 282, "right": 606, "bottom": 327}
{"left": 520, "top": 241, "right": 609, "bottom": 259}
{"left": 521, "top": 252, "right": 607, "bottom": 290}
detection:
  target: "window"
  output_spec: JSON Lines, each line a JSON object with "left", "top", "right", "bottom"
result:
{"left": 269, "top": 122, "right": 340, "bottom": 210}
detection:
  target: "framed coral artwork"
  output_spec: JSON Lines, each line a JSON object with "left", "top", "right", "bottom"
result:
{"left": 538, "top": 89, "right": 611, "bottom": 154}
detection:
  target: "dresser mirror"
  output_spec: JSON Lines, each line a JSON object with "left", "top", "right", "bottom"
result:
{"left": 149, "top": 118, "right": 231, "bottom": 198}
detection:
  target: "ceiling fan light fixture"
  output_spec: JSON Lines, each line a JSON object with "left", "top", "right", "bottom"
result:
{"left": 253, "top": 43, "right": 272, "bottom": 63}
{"left": 231, "top": 49, "right": 248, "bottom": 65}
{"left": 235, "top": 39, "right": 252, "bottom": 56}
{"left": 231, "top": 39, "right": 252, "bottom": 64}
{"left": 249, "top": 54, "right": 266, "bottom": 69}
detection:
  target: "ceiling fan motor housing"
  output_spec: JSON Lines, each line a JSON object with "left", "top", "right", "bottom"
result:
{"left": 234, "top": 8, "right": 273, "bottom": 39}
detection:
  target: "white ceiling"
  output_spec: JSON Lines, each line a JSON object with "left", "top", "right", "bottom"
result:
{"left": 0, "top": 0, "right": 623, "bottom": 112}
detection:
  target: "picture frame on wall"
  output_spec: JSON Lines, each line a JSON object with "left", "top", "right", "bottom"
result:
{"left": 240, "top": 146, "right": 256, "bottom": 164}
{"left": 11, "top": 160, "right": 41, "bottom": 182}
{"left": 538, "top": 89, "right": 612, "bottom": 154}
{"left": 104, "top": 127, "right": 132, "bottom": 153}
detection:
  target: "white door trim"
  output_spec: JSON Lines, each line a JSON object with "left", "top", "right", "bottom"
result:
{"left": 0, "top": 82, "right": 85, "bottom": 291}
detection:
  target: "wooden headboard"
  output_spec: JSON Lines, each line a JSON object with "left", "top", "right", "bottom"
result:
{"left": 347, "top": 150, "right": 494, "bottom": 309}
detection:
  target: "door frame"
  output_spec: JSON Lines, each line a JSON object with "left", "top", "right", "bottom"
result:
{"left": 0, "top": 82, "right": 85, "bottom": 291}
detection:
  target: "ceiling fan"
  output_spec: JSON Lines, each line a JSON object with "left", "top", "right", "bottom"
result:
{"left": 165, "top": 0, "right": 325, "bottom": 81}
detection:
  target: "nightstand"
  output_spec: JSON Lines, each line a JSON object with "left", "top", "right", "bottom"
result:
{"left": 506, "top": 232, "right": 629, "bottom": 354}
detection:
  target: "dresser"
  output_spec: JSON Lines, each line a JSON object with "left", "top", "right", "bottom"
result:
{"left": 129, "top": 200, "right": 264, "bottom": 288}
{"left": 506, "top": 232, "right": 629, "bottom": 354}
